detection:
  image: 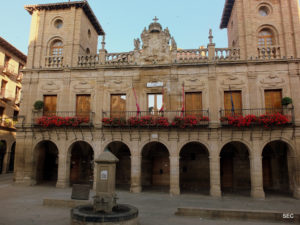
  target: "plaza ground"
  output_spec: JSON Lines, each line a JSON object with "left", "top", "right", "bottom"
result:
{"left": 0, "top": 173, "right": 299, "bottom": 225}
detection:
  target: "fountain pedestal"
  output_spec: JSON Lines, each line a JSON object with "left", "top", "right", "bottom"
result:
{"left": 71, "top": 150, "right": 139, "bottom": 225}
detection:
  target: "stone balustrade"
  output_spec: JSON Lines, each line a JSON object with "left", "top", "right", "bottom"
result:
{"left": 215, "top": 48, "right": 240, "bottom": 60}
{"left": 105, "top": 52, "right": 134, "bottom": 65}
{"left": 45, "top": 56, "right": 64, "bottom": 68}
{"left": 78, "top": 55, "right": 99, "bottom": 67}
{"left": 176, "top": 49, "right": 208, "bottom": 63}
{"left": 257, "top": 46, "right": 281, "bottom": 59}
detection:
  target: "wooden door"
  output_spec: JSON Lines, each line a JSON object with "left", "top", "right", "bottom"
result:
{"left": 221, "top": 157, "right": 233, "bottom": 188}
{"left": 263, "top": 157, "right": 272, "bottom": 188}
{"left": 43, "top": 95, "right": 57, "bottom": 116}
{"left": 224, "top": 91, "right": 242, "bottom": 116}
{"left": 76, "top": 95, "right": 90, "bottom": 119}
{"left": 110, "top": 94, "right": 126, "bottom": 118}
{"left": 264, "top": 90, "right": 282, "bottom": 114}
{"left": 185, "top": 92, "right": 202, "bottom": 116}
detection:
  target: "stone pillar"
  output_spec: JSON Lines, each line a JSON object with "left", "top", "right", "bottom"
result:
{"left": 250, "top": 148, "right": 265, "bottom": 199}
{"left": 56, "top": 153, "right": 70, "bottom": 188}
{"left": 130, "top": 155, "right": 141, "bottom": 193}
{"left": 169, "top": 155, "right": 180, "bottom": 195}
{"left": 209, "top": 153, "right": 221, "bottom": 197}
{"left": 2, "top": 151, "right": 9, "bottom": 174}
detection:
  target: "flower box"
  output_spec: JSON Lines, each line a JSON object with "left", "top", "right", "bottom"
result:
{"left": 36, "top": 116, "right": 90, "bottom": 128}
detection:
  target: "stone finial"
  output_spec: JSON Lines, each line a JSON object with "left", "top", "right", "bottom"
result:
{"left": 171, "top": 36, "right": 177, "bottom": 50}
{"left": 209, "top": 29, "right": 214, "bottom": 44}
{"left": 101, "top": 35, "right": 106, "bottom": 50}
{"left": 134, "top": 38, "right": 141, "bottom": 50}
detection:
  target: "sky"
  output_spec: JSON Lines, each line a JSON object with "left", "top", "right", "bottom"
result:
{"left": 1, "top": 0, "right": 233, "bottom": 54}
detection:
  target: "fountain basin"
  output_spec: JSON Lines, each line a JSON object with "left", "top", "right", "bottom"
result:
{"left": 71, "top": 204, "right": 139, "bottom": 225}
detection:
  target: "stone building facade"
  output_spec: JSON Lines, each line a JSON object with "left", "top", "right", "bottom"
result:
{"left": 15, "top": 0, "right": 300, "bottom": 199}
{"left": 0, "top": 37, "right": 26, "bottom": 175}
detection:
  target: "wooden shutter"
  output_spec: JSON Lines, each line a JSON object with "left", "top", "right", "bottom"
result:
{"left": 76, "top": 95, "right": 91, "bottom": 119}
{"left": 110, "top": 95, "right": 126, "bottom": 118}
{"left": 224, "top": 91, "right": 242, "bottom": 116}
{"left": 43, "top": 95, "right": 57, "bottom": 116}
{"left": 264, "top": 90, "right": 282, "bottom": 114}
{"left": 185, "top": 92, "right": 202, "bottom": 116}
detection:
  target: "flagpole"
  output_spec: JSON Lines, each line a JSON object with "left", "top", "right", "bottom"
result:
{"left": 229, "top": 85, "right": 235, "bottom": 116}
{"left": 181, "top": 82, "right": 185, "bottom": 117}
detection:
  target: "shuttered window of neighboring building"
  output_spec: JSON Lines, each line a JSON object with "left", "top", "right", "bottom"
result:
{"left": 110, "top": 94, "right": 126, "bottom": 119}
{"left": 264, "top": 90, "right": 282, "bottom": 114}
{"left": 76, "top": 95, "right": 91, "bottom": 119}
{"left": 185, "top": 92, "right": 202, "bottom": 115}
{"left": 43, "top": 95, "right": 57, "bottom": 116}
{"left": 224, "top": 91, "right": 242, "bottom": 116}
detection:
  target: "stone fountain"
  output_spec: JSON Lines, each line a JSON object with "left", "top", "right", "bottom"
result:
{"left": 71, "top": 150, "right": 139, "bottom": 225}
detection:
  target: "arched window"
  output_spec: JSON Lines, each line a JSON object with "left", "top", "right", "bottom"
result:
{"left": 50, "top": 40, "right": 63, "bottom": 56}
{"left": 258, "top": 29, "right": 274, "bottom": 47}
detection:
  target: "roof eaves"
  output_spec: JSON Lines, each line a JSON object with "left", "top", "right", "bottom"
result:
{"left": 0, "top": 37, "right": 27, "bottom": 63}
{"left": 220, "top": 0, "right": 235, "bottom": 29}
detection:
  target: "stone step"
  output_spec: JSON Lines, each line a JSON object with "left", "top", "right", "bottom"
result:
{"left": 175, "top": 207, "right": 299, "bottom": 224}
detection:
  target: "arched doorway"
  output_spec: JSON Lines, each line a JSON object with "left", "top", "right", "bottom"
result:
{"left": 0, "top": 141, "right": 6, "bottom": 174}
{"left": 35, "top": 141, "right": 58, "bottom": 185}
{"left": 142, "top": 142, "right": 170, "bottom": 192}
{"left": 180, "top": 142, "right": 210, "bottom": 194}
{"left": 69, "top": 141, "right": 94, "bottom": 186}
{"left": 106, "top": 141, "right": 131, "bottom": 190}
{"left": 8, "top": 142, "right": 15, "bottom": 172}
{"left": 220, "top": 142, "right": 251, "bottom": 196}
{"left": 262, "top": 141, "right": 293, "bottom": 196}
{"left": 0, "top": 141, "right": 6, "bottom": 173}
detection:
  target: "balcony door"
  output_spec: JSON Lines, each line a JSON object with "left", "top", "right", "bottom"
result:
{"left": 224, "top": 91, "right": 242, "bottom": 116}
{"left": 76, "top": 95, "right": 91, "bottom": 119}
{"left": 185, "top": 92, "right": 202, "bottom": 115}
{"left": 148, "top": 93, "right": 162, "bottom": 115}
{"left": 43, "top": 95, "right": 57, "bottom": 116}
{"left": 110, "top": 94, "right": 126, "bottom": 119}
{"left": 264, "top": 90, "right": 282, "bottom": 114}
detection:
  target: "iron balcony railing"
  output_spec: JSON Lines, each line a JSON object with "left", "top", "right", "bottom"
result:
{"left": 219, "top": 107, "right": 294, "bottom": 127}
{"left": 32, "top": 111, "right": 95, "bottom": 128}
{"left": 102, "top": 110, "right": 210, "bottom": 128}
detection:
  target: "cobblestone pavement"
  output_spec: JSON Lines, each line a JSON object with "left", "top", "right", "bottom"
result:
{"left": 0, "top": 174, "right": 299, "bottom": 225}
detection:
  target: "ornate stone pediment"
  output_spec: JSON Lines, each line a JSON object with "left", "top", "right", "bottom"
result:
{"left": 260, "top": 74, "right": 285, "bottom": 86}
{"left": 222, "top": 76, "right": 245, "bottom": 86}
{"left": 135, "top": 17, "right": 174, "bottom": 65}
{"left": 41, "top": 81, "right": 60, "bottom": 91}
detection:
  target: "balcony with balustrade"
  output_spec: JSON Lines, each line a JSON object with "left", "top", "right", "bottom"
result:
{"left": 101, "top": 110, "right": 210, "bottom": 129}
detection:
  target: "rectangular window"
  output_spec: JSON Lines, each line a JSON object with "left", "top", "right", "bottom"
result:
{"left": 110, "top": 94, "right": 126, "bottom": 118}
{"left": 264, "top": 89, "right": 282, "bottom": 114}
{"left": 224, "top": 91, "right": 242, "bottom": 116}
{"left": 147, "top": 93, "right": 162, "bottom": 115}
{"left": 76, "top": 94, "right": 91, "bottom": 119}
{"left": 43, "top": 95, "right": 57, "bottom": 116}
{"left": 4, "top": 55, "right": 10, "bottom": 68}
{"left": 1, "top": 80, "right": 7, "bottom": 97}
{"left": 185, "top": 92, "right": 202, "bottom": 115}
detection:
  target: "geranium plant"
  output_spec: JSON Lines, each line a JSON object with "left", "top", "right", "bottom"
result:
{"left": 37, "top": 116, "right": 89, "bottom": 128}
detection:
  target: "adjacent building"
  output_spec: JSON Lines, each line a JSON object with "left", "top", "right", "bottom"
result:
{"left": 0, "top": 37, "right": 26, "bottom": 174}
{"left": 15, "top": 0, "right": 300, "bottom": 199}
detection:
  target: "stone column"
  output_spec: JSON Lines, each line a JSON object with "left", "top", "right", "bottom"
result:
{"left": 209, "top": 153, "right": 221, "bottom": 197}
{"left": 130, "top": 155, "right": 141, "bottom": 193}
{"left": 56, "top": 152, "right": 70, "bottom": 188}
{"left": 169, "top": 155, "right": 180, "bottom": 195}
{"left": 250, "top": 146, "right": 265, "bottom": 199}
{"left": 2, "top": 151, "right": 9, "bottom": 174}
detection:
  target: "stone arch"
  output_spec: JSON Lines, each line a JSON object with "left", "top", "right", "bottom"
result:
{"left": 140, "top": 139, "right": 171, "bottom": 155}
{"left": 179, "top": 141, "right": 210, "bottom": 194}
{"left": 141, "top": 141, "right": 170, "bottom": 192}
{"left": 178, "top": 139, "right": 211, "bottom": 157}
{"left": 261, "top": 139, "right": 296, "bottom": 196}
{"left": 219, "top": 139, "right": 252, "bottom": 157}
{"left": 219, "top": 141, "right": 251, "bottom": 196}
{"left": 256, "top": 24, "right": 279, "bottom": 46}
{"left": 33, "top": 140, "right": 59, "bottom": 185}
{"left": 68, "top": 140, "right": 94, "bottom": 186}
{"left": 47, "top": 36, "right": 64, "bottom": 56}
{"left": 105, "top": 141, "right": 131, "bottom": 191}
{"left": 102, "top": 139, "right": 133, "bottom": 156}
